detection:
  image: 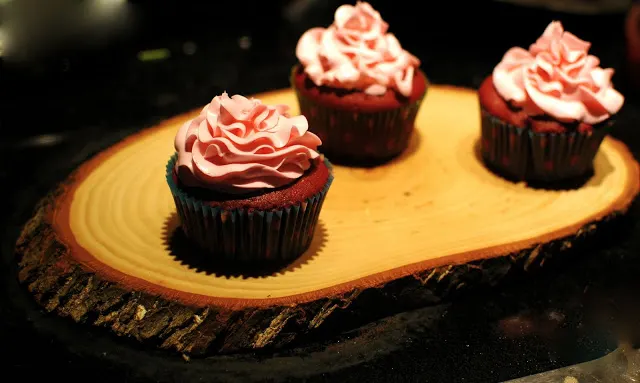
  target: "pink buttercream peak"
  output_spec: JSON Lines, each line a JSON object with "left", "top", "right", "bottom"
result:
{"left": 295, "top": 1, "right": 419, "bottom": 97}
{"left": 492, "top": 21, "right": 623, "bottom": 124}
{"left": 174, "top": 92, "right": 321, "bottom": 194}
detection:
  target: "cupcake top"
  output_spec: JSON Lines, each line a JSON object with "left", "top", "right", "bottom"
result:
{"left": 295, "top": 1, "right": 420, "bottom": 97}
{"left": 174, "top": 92, "right": 322, "bottom": 194}
{"left": 492, "top": 21, "right": 624, "bottom": 125}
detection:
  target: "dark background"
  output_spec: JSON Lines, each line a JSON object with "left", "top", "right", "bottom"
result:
{"left": 2, "top": 0, "right": 640, "bottom": 382}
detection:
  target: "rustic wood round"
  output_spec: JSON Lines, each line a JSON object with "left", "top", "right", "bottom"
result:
{"left": 16, "top": 86, "right": 640, "bottom": 356}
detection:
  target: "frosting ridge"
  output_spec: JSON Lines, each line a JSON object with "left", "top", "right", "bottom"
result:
{"left": 295, "top": 1, "right": 419, "bottom": 97}
{"left": 492, "top": 21, "right": 624, "bottom": 124}
{"left": 174, "top": 92, "right": 321, "bottom": 194}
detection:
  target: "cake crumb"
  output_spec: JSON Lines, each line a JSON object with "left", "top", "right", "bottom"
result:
{"left": 182, "top": 353, "right": 191, "bottom": 362}
{"left": 135, "top": 305, "right": 147, "bottom": 320}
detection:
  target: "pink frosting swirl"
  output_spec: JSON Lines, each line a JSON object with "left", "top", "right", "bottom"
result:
{"left": 493, "top": 21, "right": 624, "bottom": 124}
{"left": 174, "top": 92, "right": 322, "bottom": 194}
{"left": 295, "top": 1, "right": 420, "bottom": 97}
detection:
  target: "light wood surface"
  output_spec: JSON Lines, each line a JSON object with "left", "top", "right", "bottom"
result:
{"left": 15, "top": 86, "right": 639, "bottom": 354}
{"left": 63, "top": 86, "right": 638, "bottom": 302}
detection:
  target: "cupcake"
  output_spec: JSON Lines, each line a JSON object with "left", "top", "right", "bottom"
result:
{"left": 479, "top": 21, "right": 624, "bottom": 183}
{"left": 292, "top": 1, "right": 427, "bottom": 165}
{"left": 167, "top": 92, "right": 333, "bottom": 263}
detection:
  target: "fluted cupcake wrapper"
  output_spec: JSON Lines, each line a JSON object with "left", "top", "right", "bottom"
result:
{"left": 480, "top": 109, "right": 610, "bottom": 183}
{"left": 292, "top": 70, "right": 426, "bottom": 166}
{"left": 165, "top": 154, "right": 333, "bottom": 263}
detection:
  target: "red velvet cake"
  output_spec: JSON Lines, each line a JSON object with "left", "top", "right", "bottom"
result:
{"left": 167, "top": 92, "right": 334, "bottom": 263}
{"left": 292, "top": 1, "right": 427, "bottom": 165}
{"left": 171, "top": 158, "right": 331, "bottom": 212}
{"left": 479, "top": 75, "right": 593, "bottom": 134}
{"left": 479, "top": 21, "right": 624, "bottom": 183}
{"left": 292, "top": 64, "right": 427, "bottom": 113}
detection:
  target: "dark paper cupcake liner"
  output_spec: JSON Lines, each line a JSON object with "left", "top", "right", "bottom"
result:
{"left": 480, "top": 109, "right": 610, "bottom": 183}
{"left": 165, "top": 154, "right": 333, "bottom": 263}
{"left": 292, "top": 68, "right": 427, "bottom": 165}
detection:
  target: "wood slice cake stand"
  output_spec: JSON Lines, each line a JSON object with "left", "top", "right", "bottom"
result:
{"left": 15, "top": 86, "right": 640, "bottom": 357}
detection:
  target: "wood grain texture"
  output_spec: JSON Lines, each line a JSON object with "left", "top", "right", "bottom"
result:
{"left": 14, "top": 86, "right": 640, "bottom": 355}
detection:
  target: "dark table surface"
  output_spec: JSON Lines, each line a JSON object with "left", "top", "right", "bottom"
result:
{"left": 2, "top": 1, "right": 640, "bottom": 382}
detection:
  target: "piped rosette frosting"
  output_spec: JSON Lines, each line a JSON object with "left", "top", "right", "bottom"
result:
{"left": 174, "top": 92, "right": 322, "bottom": 194}
{"left": 493, "top": 21, "right": 624, "bottom": 125}
{"left": 295, "top": 1, "right": 420, "bottom": 97}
